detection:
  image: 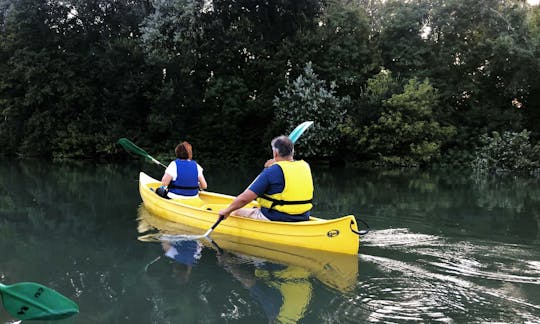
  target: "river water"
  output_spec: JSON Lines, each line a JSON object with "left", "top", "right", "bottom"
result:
{"left": 1, "top": 159, "right": 539, "bottom": 323}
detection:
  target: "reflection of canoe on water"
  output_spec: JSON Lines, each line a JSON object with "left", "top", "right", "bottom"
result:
{"left": 138, "top": 206, "right": 359, "bottom": 292}
{"left": 139, "top": 172, "right": 361, "bottom": 255}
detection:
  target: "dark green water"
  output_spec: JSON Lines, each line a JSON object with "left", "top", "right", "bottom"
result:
{"left": 1, "top": 159, "right": 539, "bottom": 323}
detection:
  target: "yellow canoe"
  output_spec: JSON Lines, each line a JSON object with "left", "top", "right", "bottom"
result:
{"left": 139, "top": 172, "right": 361, "bottom": 255}
{"left": 137, "top": 205, "right": 359, "bottom": 292}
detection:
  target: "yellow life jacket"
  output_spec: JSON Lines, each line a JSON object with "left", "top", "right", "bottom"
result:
{"left": 257, "top": 160, "right": 313, "bottom": 215}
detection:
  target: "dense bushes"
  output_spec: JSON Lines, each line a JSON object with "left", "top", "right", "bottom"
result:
{"left": 1, "top": 0, "right": 539, "bottom": 169}
{"left": 341, "top": 72, "right": 456, "bottom": 166}
{"left": 473, "top": 130, "right": 540, "bottom": 172}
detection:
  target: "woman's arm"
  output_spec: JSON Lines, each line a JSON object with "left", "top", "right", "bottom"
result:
{"left": 161, "top": 173, "right": 173, "bottom": 186}
{"left": 198, "top": 174, "right": 208, "bottom": 190}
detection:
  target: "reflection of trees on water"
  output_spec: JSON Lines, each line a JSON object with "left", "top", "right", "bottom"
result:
{"left": 2, "top": 159, "right": 539, "bottom": 322}
{"left": 0, "top": 159, "right": 166, "bottom": 323}
{"left": 535, "top": 210, "right": 540, "bottom": 242}
{"left": 471, "top": 173, "right": 540, "bottom": 212}
{"left": 0, "top": 159, "right": 139, "bottom": 231}
{"left": 0, "top": 160, "right": 318, "bottom": 323}
{"left": 472, "top": 174, "right": 540, "bottom": 242}
{"left": 312, "top": 167, "right": 540, "bottom": 241}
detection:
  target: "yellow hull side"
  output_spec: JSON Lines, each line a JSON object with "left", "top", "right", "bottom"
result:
{"left": 137, "top": 206, "right": 359, "bottom": 292}
{"left": 139, "top": 172, "right": 360, "bottom": 255}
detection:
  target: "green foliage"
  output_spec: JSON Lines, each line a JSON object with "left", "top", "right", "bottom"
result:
{"left": 345, "top": 75, "right": 455, "bottom": 166}
{"left": 525, "top": 4, "right": 540, "bottom": 139}
{"left": 1, "top": 0, "right": 539, "bottom": 167}
{"left": 273, "top": 62, "right": 349, "bottom": 158}
{"left": 281, "top": 1, "right": 378, "bottom": 96}
{"left": 351, "top": 69, "right": 401, "bottom": 126}
{"left": 371, "top": 0, "right": 535, "bottom": 154}
{"left": 377, "top": 0, "right": 432, "bottom": 79}
{"left": 0, "top": 0, "right": 158, "bottom": 158}
{"left": 138, "top": 0, "right": 327, "bottom": 163}
{"left": 472, "top": 130, "right": 539, "bottom": 172}
{"left": 140, "top": 0, "right": 201, "bottom": 65}
{"left": 426, "top": 0, "right": 533, "bottom": 130}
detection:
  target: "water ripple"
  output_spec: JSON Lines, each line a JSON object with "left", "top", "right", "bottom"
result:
{"left": 361, "top": 228, "right": 440, "bottom": 247}
{"left": 358, "top": 229, "right": 540, "bottom": 323}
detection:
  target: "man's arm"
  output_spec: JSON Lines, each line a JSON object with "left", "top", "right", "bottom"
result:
{"left": 218, "top": 189, "right": 258, "bottom": 219}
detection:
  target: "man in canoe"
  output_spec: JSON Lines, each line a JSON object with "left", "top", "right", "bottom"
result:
{"left": 218, "top": 135, "right": 313, "bottom": 221}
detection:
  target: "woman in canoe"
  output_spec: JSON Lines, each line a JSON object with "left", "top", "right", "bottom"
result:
{"left": 218, "top": 135, "right": 313, "bottom": 221}
{"left": 157, "top": 141, "right": 208, "bottom": 199}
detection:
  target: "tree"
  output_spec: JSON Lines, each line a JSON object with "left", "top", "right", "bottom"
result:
{"left": 371, "top": 0, "right": 536, "bottom": 163}
{"left": 426, "top": 0, "right": 534, "bottom": 132}
{"left": 273, "top": 62, "right": 349, "bottom": 159}
{"left": 376, "top": 0, "right": 432, "bottom": 80}
{"left": 139, "top": 0, "right": 326, "bottom": 162}
{"left": 525, "top": 4, "right": 540, "bottom": 139}
{"left": 0, "top": 0, "right": 157, "bottom": 158}
{"left": 346, "top": 73, "right": 455, "bottom": 166}
{"left": 278, "top": 1, "right": 378, "bottom": 98}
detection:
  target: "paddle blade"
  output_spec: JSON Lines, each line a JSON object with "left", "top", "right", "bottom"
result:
{"left": 118, "top": 138, "right": 151, "bottom": 159}
{"left": 288, "top": 121, "right": 314, "bottom": 144}
{"left": 118, "top": 138, "right": 166, "bottom": 168}
{"left": 0, "top": 282, "right": 79, "bottom": 320}
{"left": 138, "top": 233, "right": 206, "bottom": 242}
{"left": 138, "top": 216, "right": 224, "bottom": 242}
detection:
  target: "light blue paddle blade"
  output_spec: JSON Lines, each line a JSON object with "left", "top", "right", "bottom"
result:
{"left": 288, "top": 121, "right": 314, "bottom": 144}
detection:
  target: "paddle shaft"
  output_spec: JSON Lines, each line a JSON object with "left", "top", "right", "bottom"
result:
{"left": 121, "top": 121, "right": 313, "bottom": 169}
{"left": 202, "top": 215, "right": 224, "bottom": 237}
{"left": 144, "top": 215, "right": 225, "bottom": 242}
{"left": 150, "top": 157, "right": 166, "bottom": 168}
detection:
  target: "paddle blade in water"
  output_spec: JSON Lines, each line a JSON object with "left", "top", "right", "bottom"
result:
{"left": 0, "top": 282, "right": 79, "bottom": 320}
{"left": 138, "top": 233, "right": 205, "bottom": 242}
{"left": 288, "top": 121, "right": 314, "bottom": 144}
{"left": 138, "top": 216, "right": 223, "bottom": 243}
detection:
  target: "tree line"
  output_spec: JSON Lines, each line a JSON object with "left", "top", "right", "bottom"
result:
{"left": 1, "top": 0, "right": 539, "bottom": 169}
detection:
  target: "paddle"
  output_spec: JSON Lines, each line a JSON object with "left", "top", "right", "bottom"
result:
{"left": 0, "top": 282, "right": 79, "bottom": 321}
{"left": 118, "top": 138, "right": 167, "bottom": 168}
{"left": 288, "top": 121, "right": 313, "bottom": 144}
